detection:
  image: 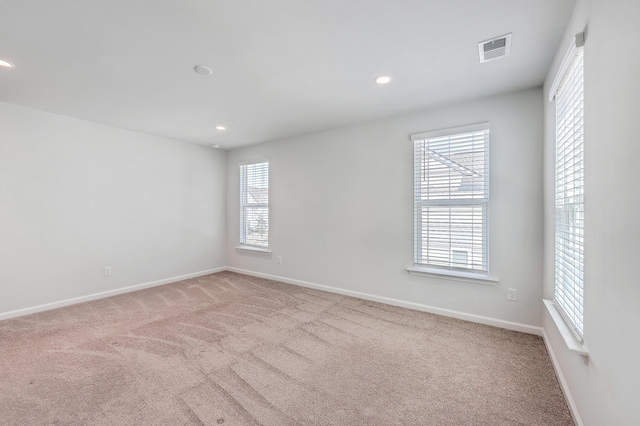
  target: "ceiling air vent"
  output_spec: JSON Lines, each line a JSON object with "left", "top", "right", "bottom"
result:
{"left": 478, "top": 33, "right": 512, "bottom": 63}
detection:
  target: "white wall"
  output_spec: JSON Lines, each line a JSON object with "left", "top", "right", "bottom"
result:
{"left": 227, "top": 88, "right": 544, "bottom": 330}
{"left": 542, "top": 0, "right": 640, "bottom": 424}
{"left": 0, "top": 102, "right": 226, "bottom": 316}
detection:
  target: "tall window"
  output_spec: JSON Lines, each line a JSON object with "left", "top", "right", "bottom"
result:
{"left": 553, "top": 37, "right": 584, "bottom": 340}
{"left": 240, "top": 161, "right": 269, "bottom": 248}
{"left": 412, "top": 123, "right": 490, "bottom": 275}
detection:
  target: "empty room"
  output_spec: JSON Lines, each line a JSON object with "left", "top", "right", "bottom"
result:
{"left": 1, "top": 0, "right": 638, "bottom": 425}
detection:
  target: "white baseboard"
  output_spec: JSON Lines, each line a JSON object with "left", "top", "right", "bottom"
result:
{"left": 1, "top": 265, "right": 543, "bottom": 338}
{"left": 0, "top": 267, "right": 226, "bottom": 321}
{"left": 225, "top": 267, "right": 543, "bottom": 336}
{"left": 3, "top": 264, "right": 579, "bottom": 423}
{"left": 542, "top": 328, "right": 584, "bottom": 426}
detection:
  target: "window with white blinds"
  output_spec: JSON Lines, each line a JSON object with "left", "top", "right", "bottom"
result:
{"left": 553, "top": 45, "right": 585, "bottom": 341}
{"left": 412, "top": 123, "right": 490, "bottom": 275}
{"left": 240, "top": 161, "right": 269, "bottom": 248}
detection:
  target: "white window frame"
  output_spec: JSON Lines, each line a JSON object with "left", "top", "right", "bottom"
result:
{"left": 549, "top": 33, "right": 585, "bottom": 343}
{"left": 409, "top": 123, "right": 491, "bottom": 280}
{"left": 239, "top": 160, "right": 270, "bottom": 252}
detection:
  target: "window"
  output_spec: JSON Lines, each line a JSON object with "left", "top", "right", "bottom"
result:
{"left": 412, "top": 123, "right": 490, "bottom": 275}
{"left": 552, "top": 37, "right": 585, "bottom": 341}
{"left": 451, "top": 249, "right": 470, "bottom": 269}
{"left": 240, "top": 160, "right": 269, "bottom": 248}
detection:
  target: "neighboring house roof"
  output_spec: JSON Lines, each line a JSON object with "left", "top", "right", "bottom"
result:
{"left": 248, "top": 186, "right": 268, "bottom": 204}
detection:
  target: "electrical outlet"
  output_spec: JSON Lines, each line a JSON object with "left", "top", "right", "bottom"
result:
{"left": 104, "top": 266, "right": 112, "bottom": 277}
{"left": 277, "top": 256, "right": 282, "bottom": 264}
{"left": 507, "top": 288, "right": 517, "bottom": 301}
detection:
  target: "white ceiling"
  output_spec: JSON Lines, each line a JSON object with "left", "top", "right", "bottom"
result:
{"left": 0, "top": 0, "right": 575, "bottom": 149}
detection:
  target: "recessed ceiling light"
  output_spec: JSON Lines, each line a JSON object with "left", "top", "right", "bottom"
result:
{"left": 212, "top": 144, "right": 221, "bottom": 149}
{"left": 194, "top": 65, "right": 213, "bottom": 76}
{"left": 0, "top": 59, "right": 14, "bottom": 68}
{"left": 374, "top": 75, "right": 391, "bottom": 84}
{"left": 215, "top": 126, "right": 226, "bottom": 131}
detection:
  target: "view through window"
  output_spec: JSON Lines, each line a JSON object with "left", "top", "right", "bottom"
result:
{"left": 554, "top": 45, "right": 585, "bottom": 340}
{"left": 240, "top": 161, "right": 269, "bottom": 248}
{"left": 412, "top": 123, "right": 490, "bottom": 274}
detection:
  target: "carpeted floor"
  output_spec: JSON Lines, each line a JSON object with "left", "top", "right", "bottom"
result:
{"left": 0, "top": 271, "right": 573, "bottom": 425}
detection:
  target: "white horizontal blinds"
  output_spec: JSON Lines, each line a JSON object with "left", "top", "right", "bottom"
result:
{"left": 554, "top": 47, "right": 584, "bottom": 340}
{"left": 240, "top": 161, "right": 269, "bottom": 247}
{"left": 413, "top": 124, "right": 489, "bottom": 273}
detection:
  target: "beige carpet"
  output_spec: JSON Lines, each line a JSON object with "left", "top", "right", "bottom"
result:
{"left": 0, "top": 271, "right": 573, "bottom": 425}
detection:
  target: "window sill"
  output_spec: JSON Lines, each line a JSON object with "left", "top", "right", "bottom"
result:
{"left": 543, "top": 299, "right": 588, "bottom": 357}
{"left": 236, "top": 246, "right": 272, "bottom": 255}
{"left": 406, "top": 266, "right": 498, "bottom": 285}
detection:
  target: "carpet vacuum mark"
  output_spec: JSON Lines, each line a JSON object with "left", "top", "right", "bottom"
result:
{"left": 0, "top": 271, "right": 573, "bottom": 425}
